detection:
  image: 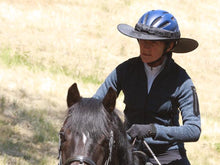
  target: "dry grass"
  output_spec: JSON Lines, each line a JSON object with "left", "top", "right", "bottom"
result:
{"left": 0, "top": 0, "right": 220, "bottom": 164}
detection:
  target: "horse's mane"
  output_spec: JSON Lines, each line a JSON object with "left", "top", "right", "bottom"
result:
{"left": 65, "top": 98, "right": 127, "bottom": 141}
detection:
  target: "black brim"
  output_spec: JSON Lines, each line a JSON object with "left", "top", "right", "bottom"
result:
{"left": 172, "top": 38, "right": 198, "bottom": 53}
{"left": 117, "top": 24, "right": 198, "bottom": 53}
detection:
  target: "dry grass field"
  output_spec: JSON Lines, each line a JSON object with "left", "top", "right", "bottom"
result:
{"left": 0, "top": 0, "right": 220, "bottom": 164}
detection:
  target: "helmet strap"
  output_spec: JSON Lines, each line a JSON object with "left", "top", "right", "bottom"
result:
{"left": 147, "top": 55, "right": 165, "bottom": 67}
{"left": 147, "top": 42, "right": 172, "bottom": 67}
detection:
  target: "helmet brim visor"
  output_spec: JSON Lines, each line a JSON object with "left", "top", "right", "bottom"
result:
{"left": 117, "top": 24, "right": 198, "bottom": 53}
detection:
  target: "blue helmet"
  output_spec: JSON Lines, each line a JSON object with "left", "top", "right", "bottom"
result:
{"left": 117, "top": 9, "right": 198, "bottom": 53}
{"left": 137, "top": 10, "right": 180, "bottom": 39}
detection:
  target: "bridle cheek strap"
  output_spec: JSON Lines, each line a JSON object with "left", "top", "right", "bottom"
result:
{"left": 58, "top": 134, "right": 62, "bottom": 165}
{"left": 104, "top": 131, "right": 114, "bottom": 165}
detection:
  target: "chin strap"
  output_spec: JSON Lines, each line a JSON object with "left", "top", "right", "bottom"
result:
{"left": 147, "top": 55, "right": 164, "bottom": 68}
{"left": 138, "top": 39, "right": 174, "bottom": 68}
{"left": 147, "top": 50, "right": 172, "bottom": 68}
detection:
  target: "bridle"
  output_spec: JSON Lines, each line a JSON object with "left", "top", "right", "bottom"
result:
{"left": 58, "top": 131, "right": 114, "bottom": 165}
{"left": 58, "top": 132, "right": 97, "bottom": 165}
{"left": 63, "top": 155, "right": 96, "bottom": 165}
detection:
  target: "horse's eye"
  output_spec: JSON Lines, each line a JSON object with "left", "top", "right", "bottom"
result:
{"left": 59, "top": 132, "right": 66, "bottom": 143}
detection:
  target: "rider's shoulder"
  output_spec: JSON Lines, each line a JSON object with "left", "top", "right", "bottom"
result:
{"left": 118, "top": 56, "right": 142, "bottom": 68}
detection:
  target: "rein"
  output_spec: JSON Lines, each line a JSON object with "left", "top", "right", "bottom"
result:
{"left": 131, "top": 138, "right": 161, "bottom": 165}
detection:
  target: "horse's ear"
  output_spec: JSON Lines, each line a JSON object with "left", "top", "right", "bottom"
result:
{"left": 67, "top": 83, "right": 81, "bottom": 108}
{"left": 102, "top": 87, "right": 117, "bottom": 113}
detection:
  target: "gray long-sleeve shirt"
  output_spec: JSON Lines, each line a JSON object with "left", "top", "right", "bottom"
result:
{"left": 93, "top": 55, "right": 201, "bottom": 154}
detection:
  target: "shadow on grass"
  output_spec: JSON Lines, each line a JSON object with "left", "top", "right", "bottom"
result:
{"left": 0, "top": 95, "right": 60, "bottom": 164}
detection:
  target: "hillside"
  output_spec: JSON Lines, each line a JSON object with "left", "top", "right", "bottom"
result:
{"left": 0, "top": 0, "right": 220, "bottom": 164}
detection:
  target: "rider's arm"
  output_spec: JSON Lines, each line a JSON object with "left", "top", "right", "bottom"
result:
{"left": 93, "top": 69, "right": 120, "bottom": 100}
{"left": 154, "top": 78, "right": 201, "bottom": 142}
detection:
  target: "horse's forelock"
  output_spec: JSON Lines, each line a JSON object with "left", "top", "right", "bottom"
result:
{"left": 65, "top": 98, "right": 113, "bottom": 138}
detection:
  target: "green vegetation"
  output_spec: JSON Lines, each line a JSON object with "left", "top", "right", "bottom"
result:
{"left": 0, "top": 0, "right": 220, "bottom": 164}
{"left": 0, "top": 96, "right": 59, "bottom": 164}
{"left": 0, "top": 48, "right": 102, "bottom": 84}
{"left": 215, "top": 143, "right": 220, "bottom": 153}
{"left": 0, "top": 48, "right": 31, "bottom": 67}
{"left": 0, "top": 96, "right": 6, "bottom": 113}
{"left": 17, "top": 110, "right": 58, "bottom": 143}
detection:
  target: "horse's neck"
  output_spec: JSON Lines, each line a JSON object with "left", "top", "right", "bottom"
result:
{"left": 115, "top": 145, "right": 134, "bottom": 165}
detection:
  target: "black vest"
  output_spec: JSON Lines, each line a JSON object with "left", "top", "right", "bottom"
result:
{"left": 116, "top": 56, "right": 181, "bottom": 129}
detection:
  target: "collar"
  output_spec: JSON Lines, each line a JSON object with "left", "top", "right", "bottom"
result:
{"left": 144, "top": 55, "right": 167, "bottom": 73}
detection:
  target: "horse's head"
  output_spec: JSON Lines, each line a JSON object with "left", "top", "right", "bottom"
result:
{"left": 58, "top": 83, "right": 131, "bottom": 165}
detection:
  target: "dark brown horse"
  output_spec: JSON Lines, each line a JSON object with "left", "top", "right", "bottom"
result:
{"left": 58, "top": 83, "right": 147, "bottom": 165}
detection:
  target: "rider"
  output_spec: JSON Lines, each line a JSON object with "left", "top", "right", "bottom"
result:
{"left": 93, "top": 9, "right": 201, "bottom": 164}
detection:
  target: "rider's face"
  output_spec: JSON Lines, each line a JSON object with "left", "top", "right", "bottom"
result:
{"left": 138, "top": 40, "right": 167, "bottom": 64}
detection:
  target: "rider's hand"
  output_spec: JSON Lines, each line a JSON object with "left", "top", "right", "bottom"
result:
{"left": 126, "top": 124, "right": 156, "bottom": 140}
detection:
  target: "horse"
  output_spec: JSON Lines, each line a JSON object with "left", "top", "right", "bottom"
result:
{"left": 57, "top": 83, "right": 147, "bottom": 165}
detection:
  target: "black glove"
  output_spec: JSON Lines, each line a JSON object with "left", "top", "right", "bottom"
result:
{"left": 127, "top": 124, "right": 156, "bottom": 140}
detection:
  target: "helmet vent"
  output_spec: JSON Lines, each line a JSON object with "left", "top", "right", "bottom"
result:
{"left": 159, "top": 21, "right": 170, "bottom": 28}
{"left": 163, "top": 11, "right": 168, "bottom": 14}
{"left": 151, "top": 16, "right": 162, "bottom": 26}
{"left": 143, "top": 14, "right": 149, "bottom": 24}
